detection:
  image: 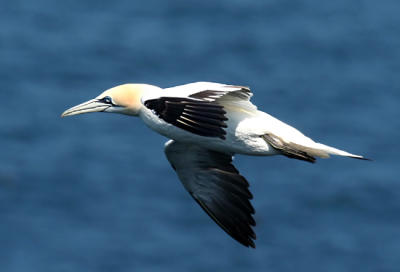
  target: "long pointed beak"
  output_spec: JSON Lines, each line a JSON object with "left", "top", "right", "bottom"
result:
{"left": 61, "top": 99, "right": 110, "bottom": 117}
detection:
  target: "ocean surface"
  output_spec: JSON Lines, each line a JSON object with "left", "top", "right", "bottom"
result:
{"left": 1, "top": 1, "right": 399, "bottom": 271}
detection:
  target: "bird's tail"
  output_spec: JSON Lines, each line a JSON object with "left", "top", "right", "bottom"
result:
{"left": 312, "top": 142, "right": 370, "bottom": 161}
{"left": 261, "top": 133, "right": 369, "bottom": 163}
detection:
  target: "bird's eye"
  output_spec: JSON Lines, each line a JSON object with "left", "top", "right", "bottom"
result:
{"left": 101, "top": 96, "right": 113, "bottom": 104}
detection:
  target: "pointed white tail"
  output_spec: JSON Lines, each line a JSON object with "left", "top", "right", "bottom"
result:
{"left": 314, "top": 143, "right": 369, "bottom": 160}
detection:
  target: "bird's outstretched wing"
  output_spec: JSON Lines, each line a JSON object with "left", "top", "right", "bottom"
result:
{"left": 164, "top": 140, "right": 256, "bottom": 248}
{"left": 144, "top": 97, "right": 228, "bottom": 139}
{"left": 162, "top": 82, "right": 253, "bottom": 102}
{"left": 142, "top": 82, "right": 256, "bottom": 139}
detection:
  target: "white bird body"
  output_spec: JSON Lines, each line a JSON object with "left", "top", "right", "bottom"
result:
{"left": 61, "top": 81, "right": 368, "bottom": 248}
{"left": 139, "top": 82, "right": 358, "bottom": 158}
{"left": 140, "top": 103, "right": 274, "bottom": 155}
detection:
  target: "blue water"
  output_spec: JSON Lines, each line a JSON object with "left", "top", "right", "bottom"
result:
{"left": 1, "top": 1, "right": 399, "bottom": 271}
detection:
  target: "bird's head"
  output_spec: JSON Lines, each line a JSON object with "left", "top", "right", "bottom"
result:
{"left": 61, "top": 84, "right": 155, "bottom": 117}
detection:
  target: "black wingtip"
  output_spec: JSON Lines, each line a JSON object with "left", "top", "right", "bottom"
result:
{"left": 237, "top": 229, "right": 257, "bottom": 248}
{"left": 235, "top": 235, "right": 256, "bottom": 248}
{"left": 248, "top": 240, "right": 256, "bottom": 249}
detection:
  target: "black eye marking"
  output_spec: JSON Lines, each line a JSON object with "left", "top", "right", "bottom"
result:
{"left": 100, "top": 96, "right": 113, "bottom": 104}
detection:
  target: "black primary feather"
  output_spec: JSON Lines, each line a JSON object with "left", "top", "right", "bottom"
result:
{"left": 145, "top": 97, "right": 228, "bottom": 139}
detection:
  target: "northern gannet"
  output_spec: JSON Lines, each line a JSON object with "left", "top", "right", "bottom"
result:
{"left": 61, "top": 82, "right": 368, "bottom": 248}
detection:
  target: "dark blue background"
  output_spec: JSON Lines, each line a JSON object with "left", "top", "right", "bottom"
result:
{"left": 1, "top": 1, "right": 399, "bottom": 271}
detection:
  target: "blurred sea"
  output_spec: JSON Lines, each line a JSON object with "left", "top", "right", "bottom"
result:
{"left": 1, "top": 1, "right": 399, "bottom": 271}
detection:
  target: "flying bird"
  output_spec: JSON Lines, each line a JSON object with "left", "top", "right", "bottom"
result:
{"left": 61, "top": 82, "right": 368, "bottom": 248}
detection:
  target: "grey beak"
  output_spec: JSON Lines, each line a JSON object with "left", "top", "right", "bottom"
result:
{"left": 61, "top": 99, "right": 110, "bottom": 117}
